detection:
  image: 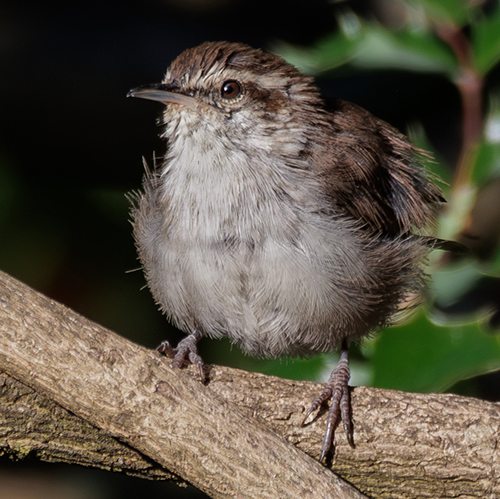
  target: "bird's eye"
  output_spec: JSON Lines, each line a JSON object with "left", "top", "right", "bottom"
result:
{"left": 220, "top": 80, "right": 242, "bottom": 100}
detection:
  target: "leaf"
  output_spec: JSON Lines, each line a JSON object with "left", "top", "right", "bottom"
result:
{"left": 472, "top": 141, "right": 500, "bottom": 185}
{"left": 472, "top": 5, "right": 500, "bottom": 75}
{"left": 350, "top": 23, "right": 456, "bottom": 75}
{"left": 370, "top": 310, "right": 500, "bottom": 393}
{"left": 492, "top": 247, "right": 500, "bottom": 275}
{"left": 404, "top": 0, "right": 471, "bottom": 26}
{"left": 273, "top": 15, "right": 363, "bottom": 75}
{"left": 470, "top": 99, "right": 500, "bottom": 185}
{"left": 276, "top": 15, "right": 457, "bottom": 76}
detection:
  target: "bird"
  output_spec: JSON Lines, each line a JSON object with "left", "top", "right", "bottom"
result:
{"left": 127, "top": 41, "right": 446, "bottom": 461}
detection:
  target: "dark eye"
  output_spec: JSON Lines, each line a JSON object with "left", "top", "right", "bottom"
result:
{"left": 221, "top": 80, "right": 242, "bottom": 100}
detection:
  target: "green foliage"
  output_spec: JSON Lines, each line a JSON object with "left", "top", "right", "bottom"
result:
{"left": 407, "top": 0, "right": 471, "bottom": 25}
{"left": 473, "top": 103, "right": 500, "bottom": 185}
{"left": 370, "top": 310, "right": 500, "bottom": 392}
{"left": 472, "top": 4, "right": 500, "bottom": 74}
{"left": 275, "top": 12, "right": 457, "bottom": 76}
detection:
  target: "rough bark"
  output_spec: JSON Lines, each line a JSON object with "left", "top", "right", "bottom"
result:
{"left": 0, "top": 269, "right": 499, "bottom": 498}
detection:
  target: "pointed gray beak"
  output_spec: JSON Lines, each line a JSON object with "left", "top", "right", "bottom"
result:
{"left": 127, "top": 83, "right": 197, "bottom": 108}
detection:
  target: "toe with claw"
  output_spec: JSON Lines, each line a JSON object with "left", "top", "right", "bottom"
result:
{"left": 157, "top": 330, "right": 206, "bottom": 383}
{"left": 302, "top": 340, "right": 354, "bottom": 462}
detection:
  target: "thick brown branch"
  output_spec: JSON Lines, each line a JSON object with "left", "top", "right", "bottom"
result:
{"left": 0, "top": 269, "right": 499, "bottom": 498}
{"left": 0, "top": 372, "right": 177, "bottom": 480}
{"left": 0, "top": 270, "right": 366, "bottom": 499}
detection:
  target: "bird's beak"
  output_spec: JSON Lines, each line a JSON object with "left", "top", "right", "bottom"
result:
{"left": 127, "top": 83, "right": 197, "bottom": 109}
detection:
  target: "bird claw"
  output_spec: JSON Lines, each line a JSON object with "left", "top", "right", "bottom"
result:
{"left": 157, "top": 331, "right": 206, "bottom": 383}
{"left": 303, "top": 343, "right": 354, "bottom": 462}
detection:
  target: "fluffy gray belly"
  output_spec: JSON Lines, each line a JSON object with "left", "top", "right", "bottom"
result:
{"left": 138, "top": 206, "right": 374, "bottom": 358}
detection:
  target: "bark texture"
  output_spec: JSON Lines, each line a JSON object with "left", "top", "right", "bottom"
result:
{"left": 0, "top": 270, "right": 499, "bottom": 498}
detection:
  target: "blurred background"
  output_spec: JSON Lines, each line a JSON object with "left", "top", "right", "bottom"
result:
{"left": 1, "top": 0, "right": 500, "bottom": 497}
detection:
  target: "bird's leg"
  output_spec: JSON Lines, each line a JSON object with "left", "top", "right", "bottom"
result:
{"left": 157, "top": 330, "right": 206, "bottom": 383}
{"left": 301, "top": 340, "right": 354, "bottom": 461}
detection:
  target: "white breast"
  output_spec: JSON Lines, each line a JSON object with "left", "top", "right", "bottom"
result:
{"left": 138, "top": 114, "right": 374, "bottom": 358}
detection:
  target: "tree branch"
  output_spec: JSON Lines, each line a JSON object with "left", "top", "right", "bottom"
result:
{"left": 0, "top": 371, "right": 176, "bottom": 480}
{"left": 0, "top": 269, "right": 499, "bottom": 498}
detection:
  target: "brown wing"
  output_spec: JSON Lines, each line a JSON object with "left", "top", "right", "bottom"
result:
{"left": 318, "top": 98, "right": 444, "bottom": 237}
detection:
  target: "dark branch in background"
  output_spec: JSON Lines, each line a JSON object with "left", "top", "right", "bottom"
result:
{"left": 1, "top": 269, "right": 499, "bottom": 499}
{"left": 435, "top": 23, "right": 484, "bottom": 189}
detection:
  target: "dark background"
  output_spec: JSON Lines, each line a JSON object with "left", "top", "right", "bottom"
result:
{"left": 0, "top": 0, "right": 492, "bottom": 497}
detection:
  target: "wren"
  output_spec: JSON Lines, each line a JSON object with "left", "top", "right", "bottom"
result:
{"left": 128, "top": 41, "right": 445, "bottom": 461}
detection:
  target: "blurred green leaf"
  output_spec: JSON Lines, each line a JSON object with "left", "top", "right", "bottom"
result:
{"left": 277, "top": 13, "right": 456, "bottom": 76}
{"left": 472, "top": 96, "right": 500, "bottom": 187}
{"left": 470, "top": 98, "right": 500, "bottom": 185}
{"left": 404, "top": 0, "right": 471, "bottom": 26}
{"left": 350, "top": 23, "right": 456, "bottom": 74}
{"left": 492, "top": 247, "right": 500, "bottom": 274}
{"left": 431, "top": 262, "right": 481, "bottom": 305}
{"left": 273, "top": 17, "right": 362, "bottom": 75}
{"left": 272, "top": 32, "right": 358, "bottom": 75}
{"left": 473, "top": 141, "right": 500, "bottom": 185}
{"left": 371, "top": 310, "right": 500, "bottom": 392}
{"left": 437, "top": 184, "right": 476, "bottom": 241}
{"left": 472, "top": 5, "right": 500, "bottom": 74}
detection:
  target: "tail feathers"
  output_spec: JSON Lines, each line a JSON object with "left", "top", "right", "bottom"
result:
{"left": 420, "top": 236, "right": 468, "bottom": 255}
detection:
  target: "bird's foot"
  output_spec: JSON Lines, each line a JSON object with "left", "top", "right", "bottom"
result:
{"left": 301, "top": 342, "right": 354, "bottom": 462}
{"left": 157, "top": 331, "right": 206, "bottom": 383}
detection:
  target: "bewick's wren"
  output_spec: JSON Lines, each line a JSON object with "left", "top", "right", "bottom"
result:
{"left": 128, "top": 41, "right": 445, "bottom": 461}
